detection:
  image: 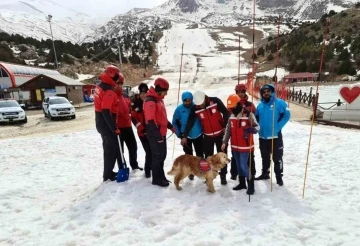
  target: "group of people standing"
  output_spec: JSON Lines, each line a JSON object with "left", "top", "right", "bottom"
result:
{"left": 94, "top": 65, "right": 291, "bottom": 195}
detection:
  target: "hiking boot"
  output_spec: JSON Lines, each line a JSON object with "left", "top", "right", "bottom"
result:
{"left": 276, "top": 176, "right": 284, "bottom": 186}
{"left": 246, "top": 178, "right": 255, "bottom": 195}
{"left": 233, "top": 176, "right": 247, "bottom": 191}
{"left": 220, "top": 175, "right": 227, "bottom": 185}
{"left": 188, "top": 174, "right": 195, "bottom": 180}
{"left": 145, "top": 172, "right": 151, "bottom": 178}
{"left": 230, "top": 175, "right": 237, "bottom": 181}
{"left": 132, "top": 166, "right": 143, "bottom": 171}
{"left": 152, "top": 180, "right": 169, "bottom": 187}
{"left": 254, "top": 172, "right": 270, "bottom": 181}
{"left": 103, "top": 176, "right": 116, "bottom": 182}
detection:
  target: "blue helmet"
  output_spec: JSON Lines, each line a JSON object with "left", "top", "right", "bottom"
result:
{"left": 182, "top": 91, "right": 193, "bottom": 102}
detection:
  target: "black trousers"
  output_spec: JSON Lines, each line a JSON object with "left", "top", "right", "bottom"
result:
{"left": 259, "top": 132, "right": 284, "bottom": 177}
{"left": 230, "top": 152, "right": 256, "bottom": 178}
{"left": 118, "top": 127, "right": 138, "bottom": 169}
{"left": 148, "top": 137, "right": 167, "bottom": 183}
{"left": 101, "top": 134, "right": 117, "bottom": 180}
{"left": 203, "top": 134, "right": 227, "bottom": 176}
{"left": 183, "top": 134, "right": 204, "bottom": 158}
{"left": 140, "top": 136, "right": 152, "bottom": 174}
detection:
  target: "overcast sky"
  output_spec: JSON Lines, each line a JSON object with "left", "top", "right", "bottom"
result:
{"left": 59, "top": 0, "right": 168, "bottom": 17}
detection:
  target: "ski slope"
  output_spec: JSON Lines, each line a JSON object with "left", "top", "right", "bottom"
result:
{"left": 1, "top": 24, "right": 360, "bottom": 246}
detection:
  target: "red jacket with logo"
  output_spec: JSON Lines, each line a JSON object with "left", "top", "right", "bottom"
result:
{"left": 222, "top": 111, "right": 259, "bottom": 153}
{"left": 116, "top": 90, "right": 132, "bottom": 128}
{"left": 131, "top": 98, "right": 146, "bottom": 137}
{"left": 229, "top": 116, "right": 255, "bottom": 152}
{"left": 184, "top": 96, "right": 229, "bottom": 138}
{"left": 143, "top": 87, "right": 172, "bottom": 140}
{"left": 94, "top": 73, "right": 118, "bottom": 135}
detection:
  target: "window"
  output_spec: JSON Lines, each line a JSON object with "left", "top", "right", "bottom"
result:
{"left": 0, "top": 68, "right": 9, "bottom": 77}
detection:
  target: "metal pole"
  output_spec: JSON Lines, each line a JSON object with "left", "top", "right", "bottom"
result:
{"left": 118, "top": 41, "right": 122, "bottom": 69}
{"left": 47, "top": 15, "right": 58, "bottom": 69}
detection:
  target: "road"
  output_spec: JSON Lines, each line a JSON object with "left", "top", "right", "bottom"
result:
{"left": 0, "top": 106, "right": 96, "bottom": 140}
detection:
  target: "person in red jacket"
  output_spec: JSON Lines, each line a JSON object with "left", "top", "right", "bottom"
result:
{"left": 143, "top": 78, "right": 175, "bottom": 187}
{"left": 115, "top": 73, "right": 143, "bottom": 172}
{"left": 131, "top": 83, "right": 152, "bottom": 178}
{"left": 94, "top": 65, "right": 121, "bottom": 182}
{"left": 229, "top": 84, "right": 257, "bottom": 180}
{"left": 182, "top": 90, "right": 230, "bottom": 185}
{"left": 221, "top": 94, "right": 259, "bottom": 195}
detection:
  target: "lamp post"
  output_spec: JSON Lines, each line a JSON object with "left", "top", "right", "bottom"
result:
{"left": 46, "top": 14, "right": 58, "bottom": 69}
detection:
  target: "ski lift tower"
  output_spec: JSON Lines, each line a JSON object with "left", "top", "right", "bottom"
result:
{"left": 46, "top": 14, "right": 58, "bottom": 69}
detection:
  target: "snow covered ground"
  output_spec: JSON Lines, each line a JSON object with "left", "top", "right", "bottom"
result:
{"left": 1, "top": 24, "right": 360, "bottom": 245}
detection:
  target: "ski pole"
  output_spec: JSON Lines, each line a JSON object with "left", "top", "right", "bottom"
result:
{"left": 248, "top": 0, "right": 257, "bottom": 203}
{"left": 166, "top": 133, "right": 174, "bottom": 140}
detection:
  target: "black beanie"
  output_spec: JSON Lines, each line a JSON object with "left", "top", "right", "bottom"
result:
{"left": 155, "top": 85, "right": 168, "bottom": 92}
{"left": 138, "top": 83, "right": 149, "bottom": 93}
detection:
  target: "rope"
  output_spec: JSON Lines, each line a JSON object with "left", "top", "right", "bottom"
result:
{"left": 303, "top": 18, "right": 330, "bottom": 199}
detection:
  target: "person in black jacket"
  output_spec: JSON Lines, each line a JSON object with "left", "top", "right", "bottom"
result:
{"left": 181, "top": 90, "right": 230, "bottom": 185}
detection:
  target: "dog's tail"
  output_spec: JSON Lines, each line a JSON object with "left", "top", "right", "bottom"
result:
{"left": 167, "top": 167, "right": 176, "bottom": 175}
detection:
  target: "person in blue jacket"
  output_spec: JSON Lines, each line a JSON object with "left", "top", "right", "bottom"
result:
{"left": 254, "top": 84, "right": 290, "bottom": 186}
{"left": 172, "top": 91, "right": 203, "bottom": 180}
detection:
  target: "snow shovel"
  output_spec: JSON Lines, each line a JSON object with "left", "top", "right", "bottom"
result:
{"left": 116, "top": 135, "right": 129, "bottom": 183}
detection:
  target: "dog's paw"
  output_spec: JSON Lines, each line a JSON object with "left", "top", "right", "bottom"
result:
{"left": 176, "top": 186, "right": 183, "bottom": 191}
{"left": 207, "top": 188, "right": 215, "bottom": 193}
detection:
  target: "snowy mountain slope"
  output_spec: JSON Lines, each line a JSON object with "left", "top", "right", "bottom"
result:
{"left": 1, "top": 24, "right": 360, "bottom": 246}
{"left": 135, "top": 0, "right": 358, "bottom": 25}
{"left": 0, "top": 0, "right": 90, "bottom": 20}
{"left": 93, "top": 14, "right": 171, "bottom": 41}
{"left": 0, "top": 10, "right": 105, "bottom": 44}
{"left": 0, "top": 0, "right": 107, "bottom": 43}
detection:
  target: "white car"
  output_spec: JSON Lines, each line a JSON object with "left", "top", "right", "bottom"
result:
{"left": 0, "top": 99, "right": 27, "bottom": 123}
{"left": 42, "top": 96, "right": 76, "bottom": 120}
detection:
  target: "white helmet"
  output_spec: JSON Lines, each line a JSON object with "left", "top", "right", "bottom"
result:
{"left": 193, "top": 90, "right": 206, "bottom": 105}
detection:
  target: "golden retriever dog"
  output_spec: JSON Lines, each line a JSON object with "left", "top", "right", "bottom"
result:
{"left": 167, "top": 152, "right": 231, "bottom": 193}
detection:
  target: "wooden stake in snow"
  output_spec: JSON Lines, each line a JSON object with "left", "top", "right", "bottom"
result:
{"left": 172, "top": 43, "right": 184, "bottom": 161}
{"left": 303, "top": 18, "right": 330, "bottom": 199}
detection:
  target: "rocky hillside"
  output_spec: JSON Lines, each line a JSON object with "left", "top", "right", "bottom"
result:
{"left": 255, "top": 7, "right": 360, "bottom": 79}
{"left": 0, "top": 18, "right": 170, "bottom": 75}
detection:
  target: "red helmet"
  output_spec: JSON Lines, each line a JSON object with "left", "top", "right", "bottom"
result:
{"left": 235, "top": 84, "right": 247, "bottom": 92}
{"left": 118, "top": 73, "right": 125, "bottom": 83}
{"left": 105, "top": 65, "right": 119, "bottom": 78}
{"left": 154, "top": 78, "right": 169, "bottom": 91}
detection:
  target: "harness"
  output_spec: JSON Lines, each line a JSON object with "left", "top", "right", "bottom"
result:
{"left": 199, "top": 159, "right": 211, "bottom": 173}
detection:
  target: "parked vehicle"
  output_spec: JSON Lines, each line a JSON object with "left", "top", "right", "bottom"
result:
{"left": 42, "top": 96, "right": 76, "bottom": 120}
{"left": 0, "top": 98, "right": 27, "bottom": 123}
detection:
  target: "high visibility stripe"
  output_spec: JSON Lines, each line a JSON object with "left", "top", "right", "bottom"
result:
{"left": 204, "top": 129, "right": 223, "bottom": 136}
{"left": 135, "top": 122, "right": 141, "bottom": 128}
{"left": 195, "top": 109, "right": 205, "bottom": 113}
{"left": 206, "top": 103, "right": 217, "bottom": 109}
{"left": 231, "top": 145, "right": 254, "bottom": 150}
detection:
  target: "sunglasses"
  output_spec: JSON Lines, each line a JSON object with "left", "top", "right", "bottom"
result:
{"left": 262, "top": 89, "right": 271, "bottom": 94}
{"left": 236, "top": 90, "right": 246, "bottom": 93}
